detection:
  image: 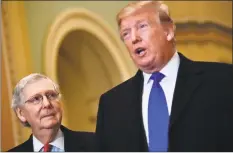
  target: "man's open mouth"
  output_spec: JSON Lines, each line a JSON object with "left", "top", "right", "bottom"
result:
{"left": 135, "top": 47, "right": 146, "bottom": 56}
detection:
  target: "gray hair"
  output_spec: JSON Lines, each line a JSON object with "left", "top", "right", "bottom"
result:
{"left": 11, "top": 73, "right": 61, "bottom": 127}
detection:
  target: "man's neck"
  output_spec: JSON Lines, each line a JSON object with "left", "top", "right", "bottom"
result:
{"left": 32, "top": 126, "right": 60, "bottom": 144}
{"left": 142, "top": 47, "right": 176, "bottom": 74}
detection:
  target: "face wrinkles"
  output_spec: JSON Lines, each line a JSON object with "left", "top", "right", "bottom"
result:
{"left": 120, "top": 10, "right": 174, "bottom": 73}
{"left": 20, "top": 79, "right": 62, "bottom": 130}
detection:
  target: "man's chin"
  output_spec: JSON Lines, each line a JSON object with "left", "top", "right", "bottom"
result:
{"left": 137, "top": 61, "right": 155, "bottom": 73}
{"left": 42, "top": 121, "right": 59, "bottom": 129}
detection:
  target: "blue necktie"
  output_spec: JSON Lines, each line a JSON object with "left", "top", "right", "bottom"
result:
{"left": 148, "top": 72, "right": 169, "bottom": 152}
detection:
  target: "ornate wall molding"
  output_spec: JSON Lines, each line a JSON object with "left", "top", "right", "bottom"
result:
{"left": 43, "top": 8, "right": 136, "bottom": 84}
{"left": 43, "top": 8, "right": 136, "bottom": 127}
{"left": 175, "top": 21, "right": 232, "bottom": 48}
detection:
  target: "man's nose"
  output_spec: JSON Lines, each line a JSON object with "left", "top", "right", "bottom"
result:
{"left": 42, "top": 96, "right": 52, "bottom": 108}
{"left": 131, "top": 29, "right": 141, "bottom": 44}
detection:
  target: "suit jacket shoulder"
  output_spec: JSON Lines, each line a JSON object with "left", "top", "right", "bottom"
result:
{"left": 100, "top": 70, "right": 143, "bottom": 104}
{"left": 8, "top": 125, "right": 97, "bottom": 152}
{"left": 186, "top": 56, "right": 233, "bottom": 92}
{"left": 194, "top": 60, "right": 232, "bottom": 74}
{"left": 7, "top": 135, "right": 33, "bottom": 152}
{"left": 61, "top": 125, "right": 97, "bottom": 152}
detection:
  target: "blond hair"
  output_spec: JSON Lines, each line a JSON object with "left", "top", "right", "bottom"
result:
{"left": 116, "top": 1, "right": 172, "bottom": 26}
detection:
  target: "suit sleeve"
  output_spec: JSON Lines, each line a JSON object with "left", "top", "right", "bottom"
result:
{"left": 220, "top": 67, "right": 233, "bottom": 151}
{"left": 95, "top": 94, "right": 106, "bottom": 152}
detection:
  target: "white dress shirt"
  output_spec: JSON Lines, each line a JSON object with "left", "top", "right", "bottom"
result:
{"left": 142, "top": 52, "right": 180, "bottom": 144}
{"left": 33, "top": 128, "right": 65, "bottom": 151}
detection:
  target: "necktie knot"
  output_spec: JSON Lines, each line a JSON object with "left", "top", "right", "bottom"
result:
{"left": 150, "top": 72, "right": 165, "bottom": 83}
{"left": 43, "top": 143, "right": 52, "bottom": 152}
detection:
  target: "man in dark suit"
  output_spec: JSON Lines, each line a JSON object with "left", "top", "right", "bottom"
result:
{"left": 8, "top": 73, "right": 96, "bottom": 152}
{"left": 95, "top": 1, "right": 233, "bottom": 152}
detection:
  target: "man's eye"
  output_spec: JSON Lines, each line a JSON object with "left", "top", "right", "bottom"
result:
{"left": 29, "top": 96, "right": 41, "bottom": 103}
{"left": 47, "top": 92, "right": 58, "bottom": 100}
{"left": 139, "top": 24, "right": 147, "bottom": 29}
{"left": 122, "top": 32, "right": 128, "bottom": 37}
{"left": 35, "top": 96, "right": 40, "bottom": 100}
{"left": 121, "top": 32, "right": 130, "bottom": 40}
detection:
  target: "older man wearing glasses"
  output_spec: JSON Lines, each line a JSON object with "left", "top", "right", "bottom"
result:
{"left": 8, "top": 73, "right": 96, "bottom": 152}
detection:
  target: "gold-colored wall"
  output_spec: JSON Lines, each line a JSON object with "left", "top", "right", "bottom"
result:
{"left": 165, "top": 1, "right": 232, "bottom": 27}
{"left": 23, "top": 1, "right": 132, "bottom": 72}
{"left": 164, "top": 1, "right": 232, "bottom": 63}
{"left": 1, "top": 1, "right": 33, "bottom": 151}
{"left": 178, "top": 42, "right": 232, "bottom": 64}
{"left": 1, "top": 55, "right": 15, "bottom": 151}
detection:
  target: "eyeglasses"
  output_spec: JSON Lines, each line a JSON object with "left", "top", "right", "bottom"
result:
{"left": 24, "top": 90, "right": 60, "bottom": 105}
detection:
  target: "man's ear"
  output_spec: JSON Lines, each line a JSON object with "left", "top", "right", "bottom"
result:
{"left": 16, "top": 107, "right": 27, "bottom": 123}
{"left": 164, "top": 24, "right": 176, "bottom": 41}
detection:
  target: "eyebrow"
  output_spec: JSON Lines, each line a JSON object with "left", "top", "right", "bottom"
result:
{"left": 121, "top": 18, "right": 148, "bottom": 29}
{"left": 136, "top": 19, "right": 147, "bottom": 24}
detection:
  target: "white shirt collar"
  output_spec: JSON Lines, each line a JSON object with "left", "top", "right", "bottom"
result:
{"left": 33, "top": 128, "right": 64, "bottom": 151}
{"left": 143, "top": 51, "right": 180, "bottom": 84}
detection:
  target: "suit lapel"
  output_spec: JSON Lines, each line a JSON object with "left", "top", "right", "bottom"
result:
{"left": 129, "top": 70, "right": 144, "bottom": 111}
{"left": 24, "top": 135, "right": 34, "bottom": 151}
{"left": 129, "top": 70, "right": 149, "bottom": 151}
{"left": 61, "top": 125, "right": 82, "bottom": 152}
{"left": 169, "top": 53, "right": 204, "bottom": 128}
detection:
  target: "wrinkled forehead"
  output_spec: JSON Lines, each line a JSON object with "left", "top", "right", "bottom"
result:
{"left": 23, "top": 79, "right": 55, "bottom": 99}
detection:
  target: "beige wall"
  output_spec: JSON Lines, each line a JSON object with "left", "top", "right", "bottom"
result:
{"left": 24, "top": 1, "right": 133, "bottom": 73}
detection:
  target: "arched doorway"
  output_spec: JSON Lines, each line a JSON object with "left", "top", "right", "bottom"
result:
{"left": 43, "top": 8, "right": 136, "bottom": 131}
{"left": 57, "top": 30, "right": 123, "bottom": 131}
